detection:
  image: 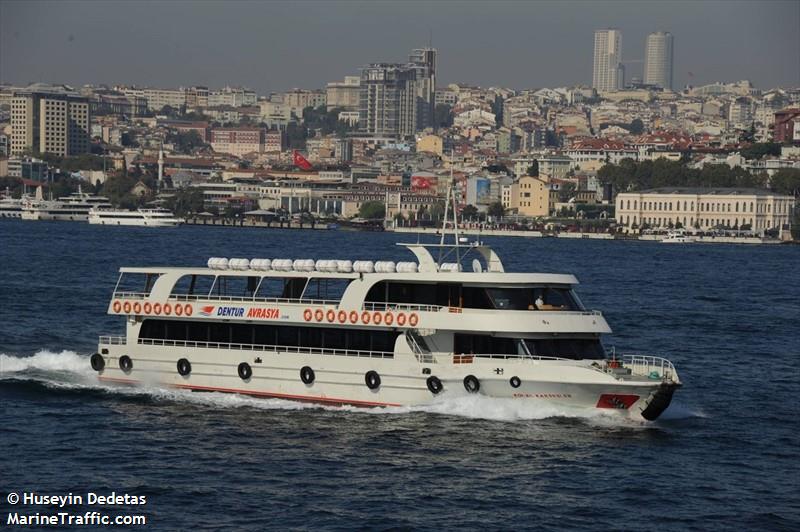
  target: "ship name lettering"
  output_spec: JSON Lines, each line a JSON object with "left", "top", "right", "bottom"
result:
{"left": 246, "top": 308, "right": 280, "bottom": 319}
{"left": 216, "top": 307, "right": 245, "bottom": 317}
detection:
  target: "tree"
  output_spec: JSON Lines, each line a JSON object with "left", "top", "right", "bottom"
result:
{"left": 461, "top": 204, "right": 479, "bottom": 219}
{"left": 166, "top": 130, "right": 207, "bottom": 154}
{"left": 527, "top": 160, "right": 539, "bottom": 177}
{"left": 629, "top": 118, "right": 644, "bottom": 135}
{"left": 740, "top": 142, "right": 781, "bottom": 160}
{"left": 770, "top": 168, "right": 800, "bottom": 197}
{"left": 488, "top": 201, "right": 505, "bottom": 218}
{"left": 558, "top": 182, "right": 576, "bottom": 202}
{"left": 358, "top": 201, "right": 385, "bottom": 220}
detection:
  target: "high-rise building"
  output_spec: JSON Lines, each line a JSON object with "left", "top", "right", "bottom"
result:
{"left": 326, "top": 76, "right": 361, "bottom": 112}
{"left": 592, "top": 29, "right": 624, "bottom": 92}
{"left": 408, "top": 47, "right": 437, "bottom": 129}
{"left": 644, "top": 31, "right": 674, "bottom": 90}
{"left": 10, "top": 91, "right": 91, "bottom": 156}
{"left": 359, "top": 63, "right": 419, "bottom": 139}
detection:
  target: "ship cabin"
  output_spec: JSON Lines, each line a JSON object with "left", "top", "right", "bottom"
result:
{"left": 105, "top": 244, "right": 610, "bottom": 362}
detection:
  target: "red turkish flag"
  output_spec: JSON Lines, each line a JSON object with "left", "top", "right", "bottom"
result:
{"left": 411, "top": 175, "right": 431, "bottom": 189}
{"left": 293, "top": 150, "right": 313, "bottom": 170}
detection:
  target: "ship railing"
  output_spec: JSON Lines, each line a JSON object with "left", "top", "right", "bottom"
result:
{"left": 167, "top": 294, "right": 339, "bottom": 306}
{"left": 364, "top": 302, "right": 444, "bottom": 313}
{"left": 113, "top": 291, "right": 150, "bottom": 299}
{"left": 137, "top": 338, "right": 394, "bottom": 359}
{"left": 405, "top": 331, "right": 435, "bottom": 364}
{"left": 621, "top": 354, "right": 677, "bottom": 381}
{"left": 470, "top": 353, "right": 572, "bottom": 361}
{"left": 363, "top": 302, "right": 602, "bottom": 315}
{"left": 98, "top": 336, "right": 127, "bottom": 345}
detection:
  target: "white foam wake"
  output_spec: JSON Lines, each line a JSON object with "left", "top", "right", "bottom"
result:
{"left": 0, "top": 350, "right": 94, "bottom": 376}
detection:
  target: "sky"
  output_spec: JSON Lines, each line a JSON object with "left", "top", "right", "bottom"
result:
{"left": 1, "top": 0, "right": 798, "bottom": 93}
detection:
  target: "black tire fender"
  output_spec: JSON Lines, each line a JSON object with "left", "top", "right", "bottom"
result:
{"left": 365, "top": 370, "right": 381, "bottom": 390}
{"left": 509, "top": 376, "right": 522, "bottom": 388}
{"left": 426, "top": 375, "right": 443, "bottom": 395}
{"left": 177, "top": 358, "right": 192, "bottom": 377}
{"left": 300, "top": 365, "right": 315, "bottom": 385}
{"left": 90, "top": 353, "right": 105, "bottom": 372}
{"left": 463, "top": 375, "right": 480, "bottom": 394}
{"left": 237, "top": 362, "right": 252, "bottom": 380}
{"left": 118, "top": 355, "right": 132, "bottom": 372}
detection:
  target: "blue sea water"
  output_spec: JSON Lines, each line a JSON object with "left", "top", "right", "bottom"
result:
{"left": 1, "top": 219, "right": 798, "bottom": 531}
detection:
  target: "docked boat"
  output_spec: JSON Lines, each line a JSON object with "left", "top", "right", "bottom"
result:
{"left": 21, "top": 186, "right": 112, "bottom": 221}
{"left": 91, "top": 208, "right": 681, "bottom": 419}
{"left": 0, "top": 191, "right": 26, "bottom": 218}
{"left": 661, "top": 229, "right": 696, "bottom": 244}
{"left": 88, "top": 208, "right": 182, "bottom": 227}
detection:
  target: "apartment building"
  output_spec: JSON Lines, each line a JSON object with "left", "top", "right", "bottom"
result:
{"left": 210, "top": 128, "right": 265, "bottom": 157}
{"left": 10, "top": 92, "right": 91, "bottom": 156}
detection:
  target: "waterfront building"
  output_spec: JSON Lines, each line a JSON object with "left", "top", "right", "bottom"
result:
{"left": 359, "top": 63, "right": 419, "bottom": 140}
{"left": 514, "top": 175, "right": 554, "bottom": 217}
{"left": 11, "top": 90, "right": 91, "bottom": 156}
{"left": 592, "top": 29, "right": 624, "bottom": 92}
{"left": 326, "top": 76, "right": 361, "bottom": 112}
{"left": 643, "top": 32, "right": 674, "bottom": 90}
{"left": 615, "top": 188, "right": 796, "bottom": 234}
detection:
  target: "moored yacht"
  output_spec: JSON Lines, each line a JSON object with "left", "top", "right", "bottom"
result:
{"left": 661, "top": 229, "right": 696, "bottom": 244}
{"left": 89, "top": 207, "right": 182, "bottom": 227}
{"left": 91, "top": 190, "right": 681, "bottom": 420}
{"left": 21, "top": 186, "right": 112, "bottom": 221}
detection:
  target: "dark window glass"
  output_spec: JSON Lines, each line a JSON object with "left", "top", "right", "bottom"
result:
{"left": 303, "top": 278, "right": 351, "bottom": 300}
{"left": 231, "top": 323, "right": 252, "bottom": 344}
{"left": 209, "top": 322, "right": 229, "bottom": 343}
{"left": 187, "top": 322, "right": 208, "bottom": 342}
{"left": 170, "top": 275, "right": 216, "bottom": 296}
{"left": 523, "top": 338, "right": 605, "bottom": 360}
{"left": 282, "top": 278, "right": 308, "bottom": 299}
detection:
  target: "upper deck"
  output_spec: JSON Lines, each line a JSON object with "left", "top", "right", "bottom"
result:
{"left": 107, "top": 243, "right": 611, "bottom": 336}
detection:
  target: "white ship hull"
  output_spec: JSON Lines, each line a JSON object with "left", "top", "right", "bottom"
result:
{"left": 95, "top": 338, "right": 678, "bottom": 420}
{"left": 88, "top": 215, "right": 181, "bottom": 227}
{"left": 21, "top": 209, "right": 90, "bottom": 221}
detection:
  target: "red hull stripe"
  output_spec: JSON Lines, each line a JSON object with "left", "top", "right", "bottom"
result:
{"left": 97, "top": 376, "right": 402, "bottom": 407}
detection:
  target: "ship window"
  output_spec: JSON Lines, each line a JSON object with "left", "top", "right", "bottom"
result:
{"left": 454, "top": 334, "right": 521, "bottom": 355}
{"left": 523, "top": 338, "right": 605, "bottom": 360}
{"left": 171, "top": 275, "right": 216, "bottom": 297}
{"left": 282, "top": 278, "right": 308, "bottom": 299}
{"left": 303, "top": 278, "right": 350, "bottom": 301}
{"left": 210, "top": 275, "right": 259, "bottom": 299}
{"left": 115, "top": 272, "right": 161, "bottom": 296}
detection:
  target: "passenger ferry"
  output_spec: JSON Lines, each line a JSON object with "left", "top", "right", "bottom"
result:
{"left": 0, "top": 190, "right": 26, "bottom": 218}
{"left": 91, "top": 243, "right": 681, "bottom": 420}
{"left": 22, "top": 186, "right": 112, "bottom": 221}
{"left": 88, "top": 208, "right": 182, "bottom": 227}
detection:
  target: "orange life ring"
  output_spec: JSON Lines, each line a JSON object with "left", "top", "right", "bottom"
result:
{"left": 163, "top": 303, "right": 172, "bottom": 315}
{"left": 372, "top": 311, "right": 383, "bottom": 325}
{"left": 112, "top": 301, "right": 122, "bottom": 313}
{"left": 326, "top": 309, "right": 336, "bottom": 323}
{"left": 303, "top": 308, "right": 313, "bottom": 322}
{"left": 349, "top": 310, "right": 359, "bottom": 324}
{"left": 315, "top": 309, "right": 324, "bottom": 322}
{"left": 175, "top": 303, "right": 184, "bottom": 316}
{"left": 143, "top": 302, "right": 152, "bottom": 314}
{"left": 384, "top": 312, "right": 394, "bottom": 325}
{"left": 338, "top": 310, "right": 347, "bottom": 323}
{"left": 361, "top": 311, "right": 371, "bottom": 324}
{"left": 409, "top": 313, "right": 419, "bottom": 327}
{"left": 153, "top": 303, "right": 162, "bottom": 315}
{"left": 397, "top": 312, "right": 407, "bottom": 326}
{"left": 184, "top": 304, "right": 193, "bottom": 316}
{"left": 122, "top": 301, "right": 132, "bottom": 314}
{"left": 133, "top": 302, "right": 142, "bottom": 314}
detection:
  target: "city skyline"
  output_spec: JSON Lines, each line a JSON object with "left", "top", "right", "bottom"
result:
{"left": 1, "top": 1, "right": 798, "bottom": 94}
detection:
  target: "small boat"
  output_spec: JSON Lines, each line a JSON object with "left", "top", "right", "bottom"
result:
{"left": 661, "top": 229, "right": 696, "bottom": 244}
